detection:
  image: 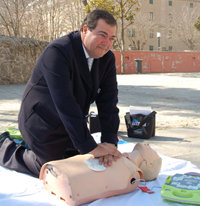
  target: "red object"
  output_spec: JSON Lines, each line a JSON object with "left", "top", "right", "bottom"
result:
{"left": 138, "top": 186, "right": 154, "bottom": 194}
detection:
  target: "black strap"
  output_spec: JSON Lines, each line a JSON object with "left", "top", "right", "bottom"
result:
{"left": 138, "top": 111, "right": 156, "bottom": 127}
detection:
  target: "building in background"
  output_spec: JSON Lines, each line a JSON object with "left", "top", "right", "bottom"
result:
{"left": 127, "top": 0, "right": 200, "bottom": 51}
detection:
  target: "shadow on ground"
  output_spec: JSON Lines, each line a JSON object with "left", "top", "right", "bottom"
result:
{"left": 118, "top": 131, "right": 190, "bottom": 143}
{"left": 118, "top": 85, "right": 200, "bottom": 118}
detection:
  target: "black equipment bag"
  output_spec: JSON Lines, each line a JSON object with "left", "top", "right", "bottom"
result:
{"left": 124, "top": 111, "right": 156, "bottom": 139}
{"left": 88, "top": 112, "right": 101, "bottom": 134}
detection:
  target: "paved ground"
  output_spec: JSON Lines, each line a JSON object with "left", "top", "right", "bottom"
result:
{"left": 0, "top": 73, "right": 200, "bottom": 168}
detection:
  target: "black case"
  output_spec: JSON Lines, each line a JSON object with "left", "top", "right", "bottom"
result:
{"left": 89, "top": 112, "right": 101, "bottom": 134}
{"left": 124, "top": 111, "right": 156, "bottom": 139}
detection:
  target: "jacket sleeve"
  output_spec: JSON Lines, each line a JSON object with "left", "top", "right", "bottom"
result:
{"left": 95, "top": 52, "right": 120, "bottom": 146}
{"left": 40, "top": 45, "right": 97, "bottom": 154}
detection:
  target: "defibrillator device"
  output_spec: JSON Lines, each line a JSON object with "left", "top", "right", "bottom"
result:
{"left": 161, "top": 173, "right": 200, "bottom": 205}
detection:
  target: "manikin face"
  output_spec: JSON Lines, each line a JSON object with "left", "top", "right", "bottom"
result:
{"left": 81, "top": 19, "right": 117, "bottom": 58}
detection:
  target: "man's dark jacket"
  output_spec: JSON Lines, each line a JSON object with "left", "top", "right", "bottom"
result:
{"left": 18, "top": 31, "right": 119, "bottom": 164}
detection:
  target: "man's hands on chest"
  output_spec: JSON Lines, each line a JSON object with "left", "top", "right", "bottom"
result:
{"left": 89, "top": 142, "right": 122, "bottom": 167}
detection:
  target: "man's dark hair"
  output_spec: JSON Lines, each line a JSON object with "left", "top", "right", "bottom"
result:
{"left": 80, "top": 9, "right": 117, "bottom": 31}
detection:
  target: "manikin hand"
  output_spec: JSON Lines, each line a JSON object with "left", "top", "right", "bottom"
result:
{"left": 89, "top": 143, "right": 122, "bottom": 167}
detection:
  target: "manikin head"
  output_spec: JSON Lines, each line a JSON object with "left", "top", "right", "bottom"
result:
{"left": 123, "top": 143, "right": 162, "bottom": 181}
{"left": 80, "top": 9, "right": 117, "bottom": 58}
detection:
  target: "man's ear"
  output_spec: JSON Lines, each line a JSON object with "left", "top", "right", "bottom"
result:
{"left": 82, "top": 25, "right": 88, "bottom": 33}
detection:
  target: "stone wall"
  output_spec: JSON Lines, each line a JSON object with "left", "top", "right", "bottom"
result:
{"left": 2, "top": 36, "right": 199, "bottom": 85}
{"left": 0, "top": 35, "right": 48, "bottom": 85}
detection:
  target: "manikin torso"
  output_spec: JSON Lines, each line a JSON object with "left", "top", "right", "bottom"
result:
{"left": 40, "top": 143, "right": 162, "bottom": 206}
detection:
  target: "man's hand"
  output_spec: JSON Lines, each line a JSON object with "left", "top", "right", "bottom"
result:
{"left": 98, "top": 154, "right": 119, "bottom": 167}
{"left": 89, "top": 143, "right": 122, "bottom": 167}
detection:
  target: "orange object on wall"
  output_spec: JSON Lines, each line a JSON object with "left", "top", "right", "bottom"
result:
{"left": 113, "top": 51, "right": 200, "bottom": 74}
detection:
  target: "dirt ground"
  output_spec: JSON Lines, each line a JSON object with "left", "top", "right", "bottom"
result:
{"left": 0, "top": 72, "right": 200, "bottom": 132}
{"left": 0, "top": 72, "right": 200, "bottom": 167}
{"left": 115, "top": 72, "right": 200, "bottom": 131}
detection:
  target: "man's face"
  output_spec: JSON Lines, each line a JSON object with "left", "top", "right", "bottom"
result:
{"left": 81, "top": 19, "right": 117, "bottom": 58}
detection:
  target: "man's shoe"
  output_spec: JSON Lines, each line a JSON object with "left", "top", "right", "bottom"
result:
{"left": 0, "top": 131, "right": 12, "bottom": 147}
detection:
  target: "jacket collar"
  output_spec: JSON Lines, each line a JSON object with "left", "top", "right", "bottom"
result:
{"left": 69, "top": 31, "right": 99, "bottom": 96}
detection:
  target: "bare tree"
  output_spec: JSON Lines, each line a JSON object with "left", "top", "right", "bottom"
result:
{"left": 66, "top": 0, "right": 86, "bottom": 32}
{"left": 22, "top": 0, "right": 49, "bottom": 40}
{"left": 24, "top": 0, "right": 66, "bottom": 41}
{"left": 0, "top": 0, "right": 86, "bottom": 41}
{"left": 170, "top": 5, "right": 200, "bottom": 50}
{"left": 127, "top": 11, "right": 157, "bottom": 50}
{"left": 0, "top": 0, "right": 29, "bottom": 36}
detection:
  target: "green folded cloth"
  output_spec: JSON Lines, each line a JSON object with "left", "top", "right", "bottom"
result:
{"left": 3, "top": 127, "right": 23, "bottom": 140}
{"left": 3, "top": 127, "right": 30, "bottom": 149}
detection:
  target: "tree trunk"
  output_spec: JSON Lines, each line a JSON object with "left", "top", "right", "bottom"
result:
{"left": 120, "top": 13, "right": 125, "bottom": 73}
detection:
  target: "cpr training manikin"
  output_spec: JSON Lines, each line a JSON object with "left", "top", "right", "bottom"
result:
{"left": 39, "top": 143, "right": 162, "bottom": 206}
